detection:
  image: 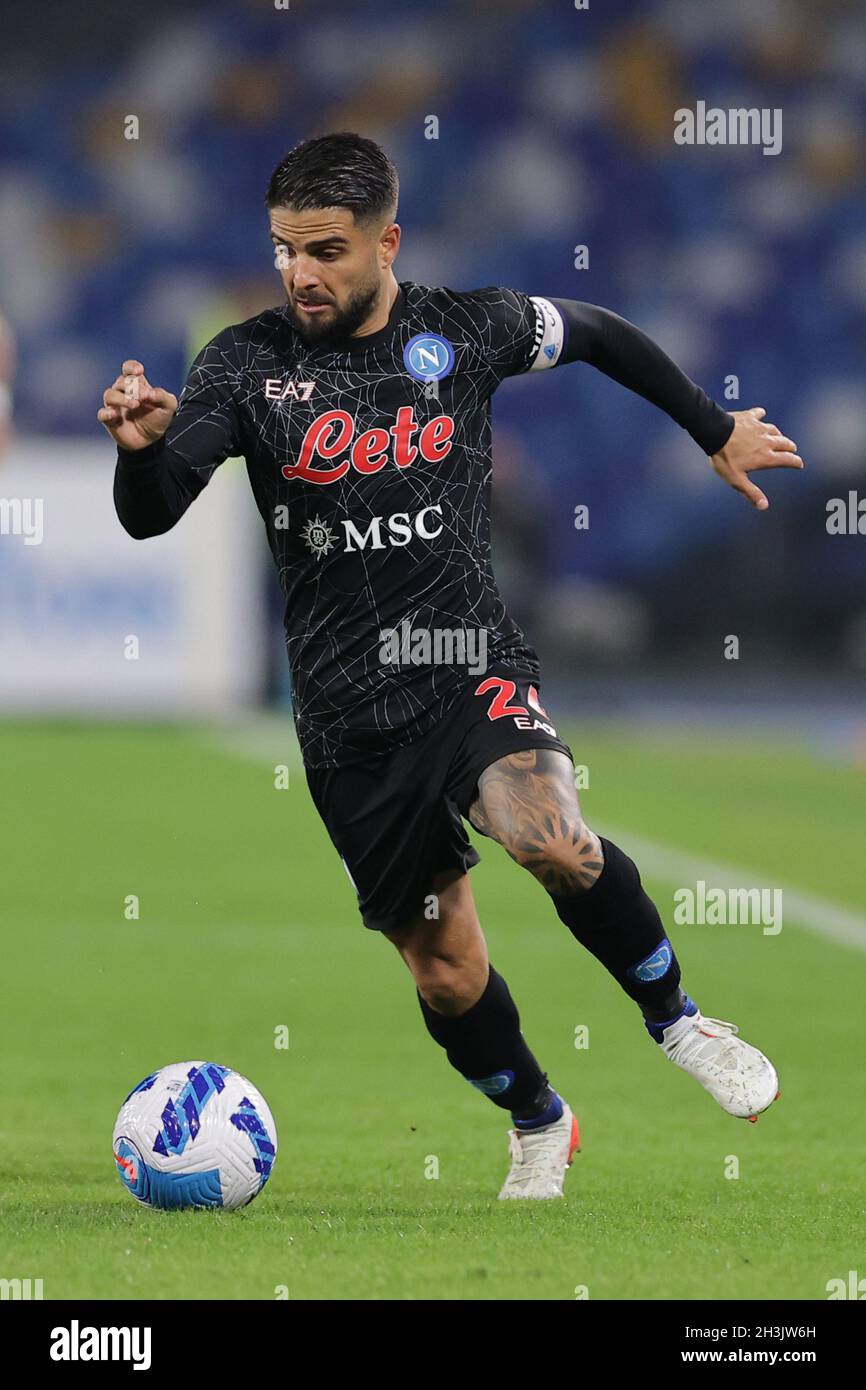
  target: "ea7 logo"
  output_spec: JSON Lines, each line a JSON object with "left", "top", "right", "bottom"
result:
{"left": 264, "top": 378, "right": 316, "bottom": 402}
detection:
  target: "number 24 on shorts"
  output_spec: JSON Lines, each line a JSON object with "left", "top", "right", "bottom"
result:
{"left": 474, "top": 676, "right": 557, "bottom": 735}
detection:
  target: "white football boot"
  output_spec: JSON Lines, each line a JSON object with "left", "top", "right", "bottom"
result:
{"left": 651, "top": 1000, "right": 780, "bottom": 1121}
{"left": 498, "top": 1101, "right": 580, "bottom": 1199}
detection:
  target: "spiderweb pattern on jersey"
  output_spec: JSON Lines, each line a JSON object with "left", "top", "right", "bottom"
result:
{"left": 167, "top": 283, "right": 546, "bottom": 766}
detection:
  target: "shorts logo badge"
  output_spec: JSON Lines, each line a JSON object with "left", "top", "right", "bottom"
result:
{"left": 474, "top": 676, "right": 558, "bottom": 735}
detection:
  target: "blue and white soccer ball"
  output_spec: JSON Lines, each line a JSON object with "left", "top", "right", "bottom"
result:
{"left": 113, "top": 1061, "right": 277, "bottom": 1211}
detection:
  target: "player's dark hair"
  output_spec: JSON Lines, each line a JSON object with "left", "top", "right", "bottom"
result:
{"left": 265, "top": 132, "right": 399, "bottom": 224}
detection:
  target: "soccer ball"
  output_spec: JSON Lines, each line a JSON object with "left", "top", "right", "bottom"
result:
{"left": 113, "top": 1061, "right": 277, "bottom": 1211}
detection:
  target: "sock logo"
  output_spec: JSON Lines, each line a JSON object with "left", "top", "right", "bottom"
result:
{"left": 628, "top": 939, "right": 673, "bottom": 982}
{"left": 467, "top": 1070, "right": 514, "bottom": 1096}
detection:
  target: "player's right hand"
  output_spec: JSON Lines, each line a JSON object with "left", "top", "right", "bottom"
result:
{"left": 98, "top": 360, "right": 178, "bottom": 451}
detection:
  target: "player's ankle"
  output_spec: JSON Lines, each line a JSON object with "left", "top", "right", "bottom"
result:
{"left": 511, "top": 1084, "right": 563, "bottom": 1130}
{"left": 641, "top": 986, "right": 688, "bottom": 1026}
{"left": 644, "top": 994, "right": 700, "bottom": 1043}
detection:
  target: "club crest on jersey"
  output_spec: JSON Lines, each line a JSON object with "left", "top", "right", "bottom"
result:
{"left": 403, "top": 333, "right": 455, "bottom": 383}
{"left": 263, "top": 378, "right": 316, "bottom": 402}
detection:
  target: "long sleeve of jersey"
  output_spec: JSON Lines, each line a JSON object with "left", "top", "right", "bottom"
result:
{"left": 114, "top": 334, "right": 243, "bottom": 539}
{"left": 552, "top": 298, "right": 734, "bottom": 456}
{"left": 479, "top": 287, "right": 735, "bottom": 456}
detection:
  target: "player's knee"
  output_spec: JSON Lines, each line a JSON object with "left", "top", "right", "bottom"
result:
{"left": 515, "top": 820, "right": 603, "bottom": 894}
{"left": 413, "top": 953, "right": 486, "bottom": 1015}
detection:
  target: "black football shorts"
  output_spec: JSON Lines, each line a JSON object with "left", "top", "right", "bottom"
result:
{"left": 304, "top": 667, "right": 574, "bottom": 933}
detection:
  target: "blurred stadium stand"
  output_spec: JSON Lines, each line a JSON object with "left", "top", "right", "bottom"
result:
{"left": 2, "top": 0, "right": 865, "bottom": 691}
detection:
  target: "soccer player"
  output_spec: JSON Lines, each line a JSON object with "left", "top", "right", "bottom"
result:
{"left": 101, "top": 133, "right": 802, "bottom": 1199}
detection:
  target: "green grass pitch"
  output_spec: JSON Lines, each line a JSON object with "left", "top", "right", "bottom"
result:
{"left": 1, "top": 718, "right": 864, "bottom": 1301}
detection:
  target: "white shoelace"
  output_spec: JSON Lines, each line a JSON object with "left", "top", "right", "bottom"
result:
{"left": 694, "top": 1016, "right": 739, "bottom": 1035}
{"left": 667, "top": 1016, "right": 743, "bottom": 1069}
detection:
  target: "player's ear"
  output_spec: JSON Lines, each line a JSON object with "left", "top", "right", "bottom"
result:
{"left": 379, "top": 221, "right": 400, "bottom": 268}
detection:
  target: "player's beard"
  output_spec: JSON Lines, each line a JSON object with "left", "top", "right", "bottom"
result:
{"left": 285, "top": 275, "right": 382, "bottom": 347}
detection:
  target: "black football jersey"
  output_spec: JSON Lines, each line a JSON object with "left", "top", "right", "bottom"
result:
{"left": 118, "top": 284, "right": 569, "bottom": 765}
{"left": 114, "top": 282, "right": 732, "bottom": 766}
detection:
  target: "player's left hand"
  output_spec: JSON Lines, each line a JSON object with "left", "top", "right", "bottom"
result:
{"left": 709, "top": 407, "right": 804, "bottom": 511}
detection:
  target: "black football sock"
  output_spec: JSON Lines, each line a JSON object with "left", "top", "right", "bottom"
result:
{"left": 417, "top": 965, "right": 556, "bottom": 1121}
{"left": 550, "top": 836, "right": 686, "bottom": 1022}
